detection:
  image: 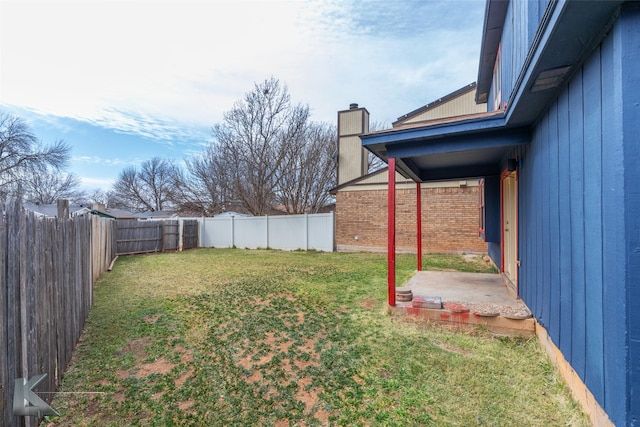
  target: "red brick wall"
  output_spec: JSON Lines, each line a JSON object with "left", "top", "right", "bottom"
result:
{"left": 335, "top": 186, "right": 486, "bottom": 254}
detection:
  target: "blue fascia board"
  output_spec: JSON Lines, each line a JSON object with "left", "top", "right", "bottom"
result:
{"left": 361, "top": 114, "right": 507, "bottom": 149}
{"left": 385, "top": 128, "right": 529, "bottom": 159}
{"left": 361, "top": 114, "right": 512, "bottom": 165}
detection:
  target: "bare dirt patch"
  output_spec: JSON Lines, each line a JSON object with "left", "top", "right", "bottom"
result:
{"left": 361, "top": 298, "right": 377, "bottom": 310}
{"left": 175, "top": 369, "right": 192, "bottom": 387}
{"left": 178, "top": 400, "right": 195, "bottom": 411}
{"left": 134, "top": 357, "right": 175, "bottom": 378}
{"left": 295, "top": 376, "right": 319, "bottom": 412}
{"left": 143, "top": 313, "right": 162, "bottom": 324}
{"left": 432, "top": 339, "right": 473, "bottom": 355}
{"left": 122, "top": 337, "right": 152, "bottom": 360}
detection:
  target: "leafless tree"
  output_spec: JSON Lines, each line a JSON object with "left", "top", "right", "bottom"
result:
{"left": 367, "top": 121, "right": 389, "bottom": 173}
{"left": 23, "top": 168, "right": 85, "bottom": 204}
{"left": 78, "top": 189, "right": 119, "bottom": 207}
{"left": 111, "top": 157, "right": 177, "bottom": 212}
{"left": 87, "top": 189, "right": 109, "bottom": 206}
{"left": 212, "top": 77, "right": 310, "bottom": 216}
{"left": 171, "top": 145, "right": 236, "bottom": 216}
{"left": 0, "top": 112, "right": 70, "bottom": 197}
{"left": 277, "top": 122, "right": 336, "bottom": 214}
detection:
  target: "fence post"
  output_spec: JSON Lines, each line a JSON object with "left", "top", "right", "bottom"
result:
{"left": 266, "top": 215, "right": 269, "bottom": 249}
{"left": 231, "top": 216, "right": 235, "bottom": 248}
{"left": 57, "top": 199, "right": 70, "bottom": 219}
{"left": 199, "top": 217, "right": 204, "bottom": 248}
{"left": 304, "top": 213, "right": 309, "bottom": 250}
{"left": 331, "top": 211, "right": 336, "bottom": 252}
{"left": 178, "top": 219, "right": 184, "bottom": 252}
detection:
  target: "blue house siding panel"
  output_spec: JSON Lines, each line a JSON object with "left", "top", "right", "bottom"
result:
{"left": 581, "top": 46, "right": 604, "bottom": 403}
{"left": 487, "top": 0, "right": 540, "bottom": 112}
{"left": 599, "top": 22, "right": 627, "bottom": 425}
{"left": 619, "top": 5, "right": 640, "bottom": 424}
{"left": 536, "top": 115, "right": 548, "bottom": 324}
{"left": 519, "top": 12, "right": 640, "bottom": 421}
{"left": 527, "top": 1, "right": 546, "bottom": 46}
{"left": 484, "top": 176, "right": 501, "bottom": 243}
{"left": 567, "top": 71, "right": 587, "bottom": 379}
{"left": 521, "top": 124, "right": 542, "bottom": 315}
{"left": 500, "top": 1, "right": 513, "bottom": 109}
{"left": 487, "top": 242, "right": 500, "bottom": 270}
{"left": 499, "top": 0, "right": 539, "bottom": 109}
{"left": 556, "top": 90, "right": 572, "bottom": 359}
{"left": 547, "top": 100, "right": 560, "bottom": 339}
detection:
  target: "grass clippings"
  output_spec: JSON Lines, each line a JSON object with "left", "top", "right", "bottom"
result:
{"left": 43, "top": 249, "right": 587, "bottom": 426}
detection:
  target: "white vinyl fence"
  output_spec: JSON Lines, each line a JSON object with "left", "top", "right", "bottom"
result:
{"left": 185, "top": 212, "right": 335, "bottom": 252}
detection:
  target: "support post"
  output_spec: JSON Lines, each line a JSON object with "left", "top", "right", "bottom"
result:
{"left": 416, "top": 182, "right": 422, "bottom": 271}
{"left": 388, "top": 157, "right": 396, "bottom": 306}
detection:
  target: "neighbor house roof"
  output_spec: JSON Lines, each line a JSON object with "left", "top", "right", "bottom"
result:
{"left": 90, "top": 207, "right": 138, "bottom": 220}
{"left": 393, "top": 83, "right": 478, "bottom": 126}
{"left": 23, "top": 203, "right": 92, "bottom": 218}
{"left": 135, "top": 210, "right": 178, "bottom": 220}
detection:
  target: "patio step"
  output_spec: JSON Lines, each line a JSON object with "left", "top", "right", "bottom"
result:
{"left": 388, "top": 301, "right": 536, "bottom": 336}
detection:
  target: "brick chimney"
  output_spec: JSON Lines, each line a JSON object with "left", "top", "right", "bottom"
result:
{"left": 337, "top": 103, "right": 370, "bottom": 186}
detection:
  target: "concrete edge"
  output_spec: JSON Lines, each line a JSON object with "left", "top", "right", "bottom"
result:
{"left": 387, "top": 304, "right": 536, "bottom": 336}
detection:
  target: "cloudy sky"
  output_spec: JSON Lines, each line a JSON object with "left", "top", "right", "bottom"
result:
{"left": 1, "top": 0, "right": 486, "bottom": 192}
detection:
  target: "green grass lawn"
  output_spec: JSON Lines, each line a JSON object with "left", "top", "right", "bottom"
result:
{"left": 44, "top": 249, "right": 587, "bottom": 426}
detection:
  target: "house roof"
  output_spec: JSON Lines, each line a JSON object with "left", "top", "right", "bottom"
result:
{"left": 23, "top": 203, "right": 91, "bottom": 218}
{"left": 90, "top": 207, "right": 138, "bottom": 220}
{"left": 362, "top": 111, "right": 529, "bottom": 181}
{"left": 135, "top": 210, "right": 178, "bottom": 220}
{"left": 393, "top": 83, "right": 477, "bottom": 126}
{"left": 363, "top": 0, "right": 624, "bottom": 182}
{"left": 213, "top": 211, "right": 250, "bottom": 218}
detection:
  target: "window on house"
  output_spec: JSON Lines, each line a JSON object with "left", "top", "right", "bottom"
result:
{"left": 492, "top": 45, "right": 502, "bottom": 111}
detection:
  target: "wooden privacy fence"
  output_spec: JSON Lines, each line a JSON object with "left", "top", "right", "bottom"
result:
{"left": 182, "top": 220, "right": 198, "bottom": 250}
{"left": 0, "top": 198, "right": 106, "bottom": 427}
{"left": 115, "top": 219, "right": 198, "bottom": 255}
{"left": 92, "top": 216, "right": 117, "bottom": 282}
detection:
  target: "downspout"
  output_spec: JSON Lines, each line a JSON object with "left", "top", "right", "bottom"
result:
{"left": 388, "top": 157, "right": 396, "bottom": 306}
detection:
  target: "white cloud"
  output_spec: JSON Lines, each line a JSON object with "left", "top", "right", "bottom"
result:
{"left": 72, "top": 156, "right": 135, "bottom": 166}
{"left": 1, "top": 0, "right": 485, "bottom": 135}
{"left": 78, "top": 176, "right": 116, "bottom": 192}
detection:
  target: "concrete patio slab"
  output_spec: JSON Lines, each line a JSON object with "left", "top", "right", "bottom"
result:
{"left": 388, "top": 270, "right": 536, "bottom": 336}
{"left": 406, "top": 271, "right": 517, "bottom": 306}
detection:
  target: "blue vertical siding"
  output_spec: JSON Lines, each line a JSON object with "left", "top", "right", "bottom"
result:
{"left": 483, "top": 176, "right": 501, "bottom": 243}
{"left": 600, "top": 17, "right": 628, "bottom": 425}
{"left": 547, "top": 100, "right": 560, "bottom": 338}
{"left": 567, "top": 71, "right": 587, "bottom": 379}
{"left": 581, "top": 45, "right": 604, "bottom": 404}
{"left": 497, "top": 0, "right": 547, "bottom": 109}
{"left": 619, "top": 5, "right": 640, "bottom": 425}
{"left": 527, "top": 1, "right": 546, "bottom": 45}
{"left": 518, "top": 7, "right": 640, "bottom": 422}
{"left": 536, "top": 115, "right": 547, "bottom": 322}
{"left": 556, "top": 90, "right": 572, "bottom": 360}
